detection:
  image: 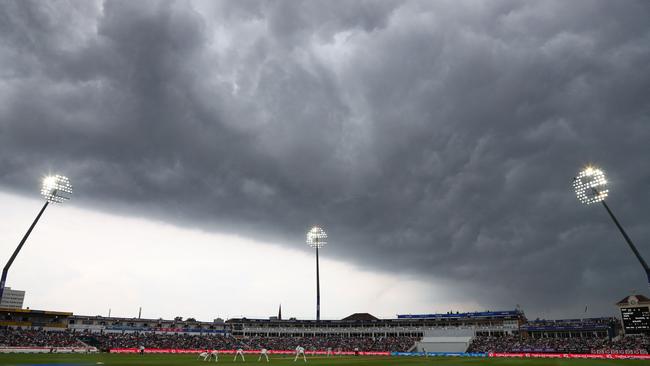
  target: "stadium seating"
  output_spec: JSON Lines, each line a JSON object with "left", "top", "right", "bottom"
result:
{"left": 2, "top": 327, "right": 648, "bottom": 355}
{"left": 467, "top": 335, "right": 650, "bottom": 354}
{"left": 90, "top": 332, "right": 417, "bottom": 352}
{"left": 0, "top": 328, "right": 86, "bottom": 348}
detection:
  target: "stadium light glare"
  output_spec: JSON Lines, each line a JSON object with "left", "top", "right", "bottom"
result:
{"left": 306, "top": 226, "right": 327, "bottom": 321}
{"left": 307, "top": 226, "right": 327, "bottom": 249}
{"left": 573, "top": 166, "right": 650, "bottom": 286}
{"left": 0, "top": 174, "right": 73, "bottom": 301}
{"left": 41, "top": 175, "right": 73, "bottom": 204}
{"left": 573, "top": 166, "right": 609, "bottom": 205}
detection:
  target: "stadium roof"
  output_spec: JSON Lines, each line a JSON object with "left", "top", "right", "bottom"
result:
{"left": 341, "top": 313, "right": 379, "bottom": 321}
{"left": 616, "top": 294, "right": 650, "bottom": 306}
{"left": 396, "top": 310, "right": 522, "bottom": 320}
{"left": 0, "top": 307, "right": 72, "bottom": 316}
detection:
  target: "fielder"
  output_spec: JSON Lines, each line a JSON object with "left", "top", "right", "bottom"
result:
{"left": 209, "top": 350, "right": 219, "bottom": 362}
{"left": 234, "top": 348, "right": 246, "bottom": 362}
{"left": 258, "top": 348, "right": 269, "bottom": 362}
{"left": 326, "top": 347, "right": 332, "bottom": 357}
{"left": 293, "top": 346, "right": 306, "bottom": 362}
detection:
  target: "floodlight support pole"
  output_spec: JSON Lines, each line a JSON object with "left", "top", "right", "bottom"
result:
{"left": 0, "top": 201, "right": 49, "bottom": 302}
{"left": 601, "top": 201, "right": 650, "bottom": 285}
{"left": 316, "top": 246, "right": 321, "bottom": 322}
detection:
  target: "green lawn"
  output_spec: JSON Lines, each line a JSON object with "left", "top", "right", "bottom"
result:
{"left": 0, "top": 354, "right": 649, "bottom": 366}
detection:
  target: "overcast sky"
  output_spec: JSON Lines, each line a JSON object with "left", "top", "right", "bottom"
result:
{"left": 1, "top": 0, "right": 650, "bottom": 321}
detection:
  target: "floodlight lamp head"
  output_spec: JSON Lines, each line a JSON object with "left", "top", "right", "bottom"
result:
{"left": 573, "top": 166, "right": 608, "bottom": 205}
{"left": 41, "top": 175, "right": 73, "bottom": 204}
{"left": 307, "top": 226, "right": 327, "bottom": 249}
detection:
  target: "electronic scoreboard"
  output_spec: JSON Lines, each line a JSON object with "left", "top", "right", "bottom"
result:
{"left": 621, "top": 306, "right": 650, "bottom": 334}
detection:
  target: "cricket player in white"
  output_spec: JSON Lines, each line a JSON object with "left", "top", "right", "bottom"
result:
{"left": 258, "top": 348, "right": 269, "bottom": 362}
{"left": 210, "top": 350, "right": 219, "bottom": 362}
{"left": 326, "top": 347, "right": 332, "bottom": 357}
{"left": 234, "top": 348, "right": 246, "bottom": 362}
{"left": 198, "top": 351, "right": 217, "bottom": 362}
{"left": 293, "top": 346, "right": 306, "bottom": 362}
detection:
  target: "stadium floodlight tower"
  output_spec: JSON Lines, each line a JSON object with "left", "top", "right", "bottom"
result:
{"left": 573, "top": 166, "right": 650, "bottom": 287}
{"left": 0, "top": 175, "right": 72, "bottom": 302}
{"left": 307, "top": 226, "right": 327, "bottom": 322}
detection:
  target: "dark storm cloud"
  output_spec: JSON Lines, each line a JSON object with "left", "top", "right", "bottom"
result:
{"left": 1, "top": 0, "right": 650, "bottom": 317}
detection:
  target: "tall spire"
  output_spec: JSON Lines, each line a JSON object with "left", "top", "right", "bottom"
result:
{"left": 278, "top": 304, "right": 282, "bottom": 320}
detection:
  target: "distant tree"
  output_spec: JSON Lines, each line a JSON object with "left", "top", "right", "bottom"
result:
{"left": 186, "top": 317, "right": 197, "bottom": 322}
{"left": 174, "top": 316, "right": 183, "bottom": 321}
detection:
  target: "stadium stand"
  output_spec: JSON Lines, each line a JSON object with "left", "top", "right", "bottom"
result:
{"left": 89, "top": 333, "right": 416, "bottom": 352}
{"left": 467, "top": 334, "right": 650, "bottom": 354}
{"left": 1, "top": 327, "right": 647, "bottom": 354}
{"left": 0, "top": 307, "right": 71, "bottom": 330}
{"left": 91, "top": 332, "right": 237, "bottom": 351}
{"left": 2, "top": 299, "right": 649, "bottom": 355}
{"left": 520, "top": 317, "right": 616, "bottom": 338}
{"left": 0, "top": 328, "right": 85, "bottom": 348}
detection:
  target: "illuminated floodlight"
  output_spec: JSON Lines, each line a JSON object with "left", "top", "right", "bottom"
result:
{"left": 1, "top": 173, "right": 73, "bottom": 302}
{"left": 306, "top": 226, "right": 327, "bottom": 249}
{"left": 306, "top": 225, "right": 328, "bottom": 321}
{"left": 41, "top": 175, "right": 73, "bottom": 204}
{"left": 573, "top": 166, "right": 608, "bottom": 205}
{"left": 572, "top": 165, "right": 650, "bottom": 287}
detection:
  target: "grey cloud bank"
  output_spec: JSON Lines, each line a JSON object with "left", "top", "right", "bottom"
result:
{"left": 1, "top": 0, "right": 650, "bottom": 317}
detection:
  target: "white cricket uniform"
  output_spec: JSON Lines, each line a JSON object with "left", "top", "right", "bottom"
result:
{"left": 234, "top": 348, "right": 246, "bottom": 361}
{"left": 209, "top": 350, "right": 219, "bottom": 362}
{"left": 198, "top": 352, "right": 209, "bottom": 361}
{"left": 258, "top": 348, "right": 269, "bottom": 362}
{"left": 294, "top": 346, "right": 306, "bottom": 362}
{"left": 326, "top": 347, "right": 332, "bottom": 357}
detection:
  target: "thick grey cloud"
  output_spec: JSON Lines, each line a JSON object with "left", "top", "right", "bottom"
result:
{"left": 1, "top": 0, "right": 650, "bottom": 317}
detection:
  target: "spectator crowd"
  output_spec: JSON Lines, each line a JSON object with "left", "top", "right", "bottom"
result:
{"left": 93, "top": 332, "right": 416, "bottom": 352}
{"left": 0, "top": 328, "right": 85, "bottom": 348}
{"left": 0, "top": 328, "right": 415, "bottom": 352}
{"left": 246, "top": 335, "right": 416, "bottom": 352}
{"left": 467, "top": 335, "right": 650, "bottom": 354}
{"left": 3, "top": 327, "right": 649, "bottom": 354}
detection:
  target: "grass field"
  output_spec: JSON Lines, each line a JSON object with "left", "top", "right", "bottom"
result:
{"left": 0, "top": 354, "right": 649, "bottom": 366}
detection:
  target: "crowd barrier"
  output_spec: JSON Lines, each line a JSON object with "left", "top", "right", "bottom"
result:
{"left": 355, "top": 351, "right": 650, "bottom": 360}
{"left": 108, "top": 349, "right": 650, "bottom": 359}
{"left": 109, "top": 348, "right": 389, "bottom": 356}
{"left": 489, "top": 352, "right": 650, "bottom": 360}
{"left": 391, "top": 352, "right": 487, "bottom": 357}
{"left": 0, "top": 347, "right": 98, "bottom": 354}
